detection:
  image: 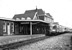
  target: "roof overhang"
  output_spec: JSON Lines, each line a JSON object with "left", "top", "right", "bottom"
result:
{"left": 0, "top": 17, "right": 50, "bottom": 24}
{"left": 0, "top": 17, "right": 15, "bottom": 21}
{"left": 14, "top": 20, "right": 50, "bottom": 24}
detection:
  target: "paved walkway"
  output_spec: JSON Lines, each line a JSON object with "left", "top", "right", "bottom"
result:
{"left": 16, "top": 33, "right": 72, "bottom": 50}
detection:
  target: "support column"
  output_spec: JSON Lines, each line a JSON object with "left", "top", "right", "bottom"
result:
{"left": 30, "top": 22, "right": 32, "bottom": 35}
{"left": 14, "top": 22, "right": 15, "bottom": 35}
{"left": 7, "top": 23, "right": 10, "bottom": 35}
{"left": 12, "top": 22, "right": 14, "bottom": 35}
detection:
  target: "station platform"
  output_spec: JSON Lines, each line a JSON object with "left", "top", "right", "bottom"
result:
{"left": 0, "top": 34, "right": 45, "bottom": 45}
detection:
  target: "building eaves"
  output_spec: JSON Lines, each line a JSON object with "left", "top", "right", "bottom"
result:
{"left": 0, "top": 17, "right": 15, "bottom": 21}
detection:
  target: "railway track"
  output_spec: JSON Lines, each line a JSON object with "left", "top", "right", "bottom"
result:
{"left": 0, "top": 36, "right": 49, "bottom": 50}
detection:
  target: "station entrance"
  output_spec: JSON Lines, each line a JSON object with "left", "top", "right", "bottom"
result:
{"left": 20, "top": 24, "right": 30, "bottom": 35}
{"left": 14, "top": 21, "right": 50, "bottom": 35}
{"left": 14, "top": 22, "right": 30, "bottom": 35}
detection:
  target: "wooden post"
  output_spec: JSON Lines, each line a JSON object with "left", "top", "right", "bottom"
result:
{"left": 30, "top": 22, "right": 32, "bottom": 35}
{"left": 14, "top": 22, "right": 15, "bottom": 35}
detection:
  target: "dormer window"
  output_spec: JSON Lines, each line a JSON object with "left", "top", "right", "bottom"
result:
{"left": 16, "top": 18, "right": 20, "bottom": 20}
{"left": 21, "top": 18, "right": 25, "bottom": 20}
{"left": 39, "top": 15, "right": 44, "bottom": 20}
{"left": 27, "top": 17, "right": 31, "bottom": 20}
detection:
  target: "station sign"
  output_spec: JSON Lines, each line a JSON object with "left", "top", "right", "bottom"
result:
{"left": 21, "top": 22, "right": 29, "bottom": 24}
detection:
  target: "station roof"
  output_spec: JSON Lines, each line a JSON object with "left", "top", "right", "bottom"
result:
{"left": 0, "top": 8, "right": 53, "bottom": 24}
{"left": 13, "top": 9, "right": 45, "bottom": 19}
{"left": 0, "top": 17, "right": 50, "bottom": 24}
{"left": 0, "top": 17, "right": 15, "bottom": 21}
{"left": 14, "top": 19, "right": 50, "bottom": 23}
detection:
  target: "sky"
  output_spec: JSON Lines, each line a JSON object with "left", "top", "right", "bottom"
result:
{"left": 0, "top": 0, "right": 72, "bottom": 28}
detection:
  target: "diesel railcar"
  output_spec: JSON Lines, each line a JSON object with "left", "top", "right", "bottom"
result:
{"left": 46, "top": 25, "right": 66, "bottom": 36}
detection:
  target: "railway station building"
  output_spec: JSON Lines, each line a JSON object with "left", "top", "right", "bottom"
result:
{"left": 0, "top": 18, "right": 14, "bottom": 35}
{"left": 0, "top": 8, "right": 54, "bottom": 35}
{"left": 13, "top": 8, "right": 54, "bottom": 35}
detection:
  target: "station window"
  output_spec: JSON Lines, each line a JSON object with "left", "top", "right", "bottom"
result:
{"left": 3, "top": 22, "right": 6, "bottom": 32}
{"left": 11, "top": 22, "right": 14, "bottom": 32}
{"left": 39, "top": 16, "right": 44, "bottom": 20}
{"left": 7, "top": 23, "right": 9, "bottom": 25}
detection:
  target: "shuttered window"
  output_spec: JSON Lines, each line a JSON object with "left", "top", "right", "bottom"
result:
{"left": 3, "top": 22, "right": 6, "bottom": 32}
{"left": 11, "top": 22, "right": 14, "bottom": 32}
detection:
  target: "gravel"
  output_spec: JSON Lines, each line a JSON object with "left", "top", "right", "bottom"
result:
{"left": 15, "top": 33, "right": 72, "bottom": 50}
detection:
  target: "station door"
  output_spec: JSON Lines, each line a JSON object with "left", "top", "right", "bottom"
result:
{"left": 20, "top": 24, "right": 30, "bottom": 35}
